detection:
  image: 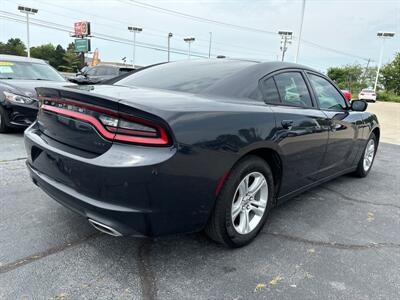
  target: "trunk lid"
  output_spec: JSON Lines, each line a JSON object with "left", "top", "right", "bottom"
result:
{"left": 35, "top": 86, "right": 173, "bottom": 155}
{"left": 36, "top": 87, "right": 121, "bottom": 155}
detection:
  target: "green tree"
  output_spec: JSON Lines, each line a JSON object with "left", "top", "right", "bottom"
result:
{"left": 327, "top": 64, "right": 364, "bottom": 94}
{"left": 59, "top": 46, "right": 81, "bottom": 72}
{"left": 0, "top": 38, "right": 27, "bottom": 56}
{"left": 54, "top": 45, "right": 66, "bottom": 69}
{"left": 381, "top": 53, "right": 400, "bottom": 95}
{"left": 30, "top": 44, "right": 66, "bottom": 70}
{"left": 30, "top": 44, "right": 57, "bottom": 66}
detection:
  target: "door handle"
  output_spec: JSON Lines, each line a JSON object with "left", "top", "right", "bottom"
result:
{"left": 281, "top": 120, "right": 294, "bottom": 129}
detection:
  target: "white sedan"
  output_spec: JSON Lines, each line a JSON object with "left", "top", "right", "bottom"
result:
{"left": 358, "top": 89, "right": 377, "bottom": 102}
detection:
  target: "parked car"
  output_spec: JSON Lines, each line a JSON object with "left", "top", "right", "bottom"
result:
{"left": 0, "top": 54, "right": 71, "bottom": 133}
{"left": 341, "top": 89, "right": 352, "bottom": 102}
{"left": 68, "top": 64, "right": 135, "bottom": 84}
{"left": 25, "top": 59, "right": 379, "bottom": 247}
{"left": 358, "top": 88, "right": 376, "bottom": 102}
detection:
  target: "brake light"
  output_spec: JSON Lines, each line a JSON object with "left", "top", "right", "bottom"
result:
{"left": 39, "top": 97, "right": 169, "bottom": 145}
{"left": 360, "top": 93, "right": 364, "bottom": 95}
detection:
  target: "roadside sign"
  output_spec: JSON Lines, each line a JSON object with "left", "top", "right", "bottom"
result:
{"left": 74, "top": 38, "right": 91, "bottom": 53}
{"left": 74, "top": 21, "right": 91, "bottom": 37}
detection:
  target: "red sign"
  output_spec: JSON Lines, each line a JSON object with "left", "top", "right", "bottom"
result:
{"left": 74, "top": 21, "right": 90, "bottom": 37}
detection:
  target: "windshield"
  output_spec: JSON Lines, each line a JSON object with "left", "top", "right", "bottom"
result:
{"left": 0, "top": 61, "right": 65, "bottom": 81}
{"left": 362, "top": 89, "right": 374, "bottom": 93}
{"left": 116, "top": 60, "right": 255, "bottom": 93}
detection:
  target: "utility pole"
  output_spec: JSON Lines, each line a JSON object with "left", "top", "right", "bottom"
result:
{"left": 361, "top": 58, "right": 371, "bottom": 86}
{"left": 18, "top": 6, "right": 38, "bottom": 57}
{"left": 167, "top": 32, "right": 173, "bottom": 62}
{"left": 373, "top": 31, "right": 395, "bottom": 91}
{"left": 183, "top": 37, "right": 195, "bottom": 59}
{"left": 278, "top": 31, "right": 293, "bottom": 62}
{"left": 294, "top": 0, "right": 306, "bottom": 63}
{"left": 208, "top": 32, "right": 212, "bottom": 58}
{"left": 128, "top": 26, "right": 143, "bottom": 68}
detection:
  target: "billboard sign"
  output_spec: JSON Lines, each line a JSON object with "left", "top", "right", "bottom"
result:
{"left": 74, "top": 21, "right": 91, "bottom": 37}
{"left": 74, "top": 38, "right": 91, "bottom": 53}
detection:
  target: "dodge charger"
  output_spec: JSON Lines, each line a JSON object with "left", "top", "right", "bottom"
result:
{"left": 24, "top": 59, "right": 379, "bottom": 247}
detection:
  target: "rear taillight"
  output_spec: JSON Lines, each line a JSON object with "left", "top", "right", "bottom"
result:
{"left": 360, "top": 93, "right": 364, "bottom": 95}
{"left": 39, "top": 97, "right": 169, "bottom": 145}
{"left": 372, "top": 93, "right": 376, "bottom": 96}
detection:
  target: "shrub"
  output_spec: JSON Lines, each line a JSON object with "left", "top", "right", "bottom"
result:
{"left": 377, "top": 91, "right": 400, "bottom": 103}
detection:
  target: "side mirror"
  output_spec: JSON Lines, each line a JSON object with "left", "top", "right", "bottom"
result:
{"left": 351, "top": 100, "right": 368, "bottom": 112}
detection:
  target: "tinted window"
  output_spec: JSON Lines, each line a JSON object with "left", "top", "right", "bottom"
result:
{"left": 308, "top": 73, "right": 346, "bottom": 111}
{"left": 261, "top": 77, "right": 280, "bottom": 103}
{"left": 274, "top": 72, "right": 313, "bottom": 107}
{"left": 116, "top": 61, "right": 255, "bottom": 93}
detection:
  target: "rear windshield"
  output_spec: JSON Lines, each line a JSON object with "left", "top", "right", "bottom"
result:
{"left": 115, "top": 60, "right": 255, "bottom": 93}
{"left": 0, "top": 61, "right": 65, "bottom": 81}
{"left": 362, "top": 89, "right": 374, "bottom": 93}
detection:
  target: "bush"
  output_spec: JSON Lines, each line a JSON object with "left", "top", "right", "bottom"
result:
{"left": 377, "top": 91, "right": 400, "bottom": 103}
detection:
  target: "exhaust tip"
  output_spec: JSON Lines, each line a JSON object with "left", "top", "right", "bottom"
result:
{"left": 88, "top": 219, "right": 122, "bottom": 237}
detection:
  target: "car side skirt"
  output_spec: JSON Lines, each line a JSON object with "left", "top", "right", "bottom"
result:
{"left": 276, "top": 166, "right": 357, "bottom": 205}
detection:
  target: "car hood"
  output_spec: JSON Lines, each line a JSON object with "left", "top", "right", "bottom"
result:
{"left": 0, "top": 80, "right": 75, "bottom": 99}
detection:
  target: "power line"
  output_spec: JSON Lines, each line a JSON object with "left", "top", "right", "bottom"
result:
{"left": 119, "top": 0, "right": 277, "bottom": 35}
{"left": 120, "top": 0, "right": 372, "bottom": 61}
{"left": 29, "top": 0, "right": 273, "bottom": 57}
{"left": 3, "top": 0, "right": 273, "bottom": 58}
{"left": 0, "top": 12, "right": 209, "bottom": 58}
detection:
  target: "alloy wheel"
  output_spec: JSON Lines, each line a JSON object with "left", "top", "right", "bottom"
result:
{"left": 231, "top": 172, "right": 268, "bottom": 235}
{"left": 363, "top": 139, "right": 375, "bottom": 172}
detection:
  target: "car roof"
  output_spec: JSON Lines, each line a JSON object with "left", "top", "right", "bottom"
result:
{"left": 165, "top": 58, "right": 318, "bottom": 76}
{"left": 0, "top": 54, "right": 47, "bottom": 64}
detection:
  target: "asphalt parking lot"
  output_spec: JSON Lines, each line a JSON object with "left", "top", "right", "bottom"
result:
{"left": 1, "top": 126, "right": 399, "bottom": 299}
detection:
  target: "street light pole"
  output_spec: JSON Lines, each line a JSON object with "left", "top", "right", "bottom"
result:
{"left": 183, "top": 37, "right": 195, "bottom": 59}
{"left": 168, "top": 32, "right": 173, "bottom": 62}
{"left": 373, "top": 31, "right": 395, "bottom": 91}
{"left": 17, "top": 6, "right": 38, "bottom": 57}
{"left": 128, "top": 26, "right": 143, "bottom": 68}
{"left": 294, "top": 0, "right": 306, "bottom": 63}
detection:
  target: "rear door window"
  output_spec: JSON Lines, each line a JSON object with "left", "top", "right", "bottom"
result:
{"left": 274, "top": 72, "right": 313, "bottom": 108}
{"left": 260, "top": 77, "right": 281, "bottom": 104}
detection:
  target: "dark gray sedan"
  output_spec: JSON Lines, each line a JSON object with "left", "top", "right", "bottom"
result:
{"left": 24, "top": 59, "right": 379, "bottom": 247}
{"left": 0, "top": 54, "right": 69, "bottom": 132}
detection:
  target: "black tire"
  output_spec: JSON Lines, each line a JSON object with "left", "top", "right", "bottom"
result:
{"left": 205, "top": 155, "right": 274, "bottom": 248}
{"left": 0, "top": 106, "right": 10, "bottom": 133}
{"left": 353, "top": 133, "right": 377, "bottom": 178}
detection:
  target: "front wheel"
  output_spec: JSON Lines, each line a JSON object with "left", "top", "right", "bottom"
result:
{"left": 205, "top": 156, "right": 274, "bottom": 248}
{"left": 353, "top": 133, "right": 377, "bottom": 177}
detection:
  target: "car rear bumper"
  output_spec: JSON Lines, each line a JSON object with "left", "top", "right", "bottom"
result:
{"left": 27, "top": 162, "right": 149, "bottom": 236}
{"left": 24, "top": 123, "right": 217, "bottom": 237}
{"left": 358, "top": 95, "right": 376, "bottom": 101}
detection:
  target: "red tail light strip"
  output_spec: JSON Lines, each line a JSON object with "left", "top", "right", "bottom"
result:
{"left": 41, "top": 104, "right": 169, "bottom": 145}
{"left": 40, "top": 96, "right": 119, "bottom": 116}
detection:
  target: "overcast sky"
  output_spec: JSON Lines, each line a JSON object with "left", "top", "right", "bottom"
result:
{"left": 1, "top": 0, "right": 399, "bottom": 71}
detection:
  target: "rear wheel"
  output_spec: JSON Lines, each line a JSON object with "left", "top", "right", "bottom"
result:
{"left": 205, "top": 156, "right": 274, "bottom": 248}
{"left": 0, "top": 106, "right": 10, "bottom": 133}
{"left": 353, "top": 133, "right": 377, "bottom": 177}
